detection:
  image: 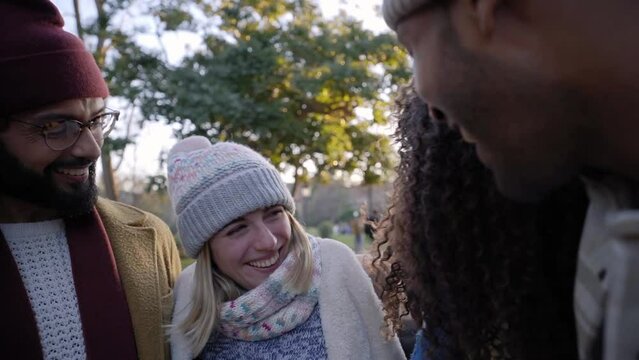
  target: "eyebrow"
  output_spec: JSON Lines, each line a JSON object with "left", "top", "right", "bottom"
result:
{"left": 223, "top": 217, "right": 245, "bottom": 229}
{"left": 31, "top": 106, "right": 108, "bottom": 122}
{"left": 94, "top": 106, "right": 108, "bottom": 115}
{"left": 32, "top": 113, "right": 73, "bottom": 121}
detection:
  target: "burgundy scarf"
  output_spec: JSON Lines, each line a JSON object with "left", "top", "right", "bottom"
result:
{"left": 0, "top": 208, "right": 138, "bottom": 359}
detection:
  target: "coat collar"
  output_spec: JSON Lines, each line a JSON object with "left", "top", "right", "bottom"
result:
{"left": 96, "top": 197, "right": 166, "bottom": 360}
{"left": 96, "top": 197, "right": 149, "bottom": 226}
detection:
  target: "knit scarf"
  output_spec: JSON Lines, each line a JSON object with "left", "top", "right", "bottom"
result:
{"left": 218, "top": 236, "right": 321, "bottom": 341}
{"left": 0, "top": 208, "right": 138, "bottom": 359}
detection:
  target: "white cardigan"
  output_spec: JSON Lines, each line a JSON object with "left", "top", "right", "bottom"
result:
{"left": 575, "top": 178, "right": 639, "bottom": 360}
{"left": 170, "top": 237, "right": 406, "bottom": 360}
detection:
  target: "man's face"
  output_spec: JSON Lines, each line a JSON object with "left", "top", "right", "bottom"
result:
{"left": 0, "top": 98, "right": 105, "bottom": 217}
{"left": 395, "top": 2, "right": 605, "bottom": 201}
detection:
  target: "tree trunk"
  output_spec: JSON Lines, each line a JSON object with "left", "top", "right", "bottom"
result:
{"left": 72, "top": 0, "right": 117, "bottom": 201}
{"left": 291, "top": 168, "right": 300, "bottom": 199}
{"left": 90, "top": 0, "right": 118, "bottom": 200}
{"left": 291, "top": 169, "right": 303, "bottom": 221}
{"left": 72, "top": 0, "right": 84, "bottom": 40}
{"left": 101, "top": 150, "right": 119, "bottom": 201}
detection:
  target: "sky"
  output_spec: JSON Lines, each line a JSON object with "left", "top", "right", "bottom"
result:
{"left": 56, "top": 0, "right": 392, "bottom": 186}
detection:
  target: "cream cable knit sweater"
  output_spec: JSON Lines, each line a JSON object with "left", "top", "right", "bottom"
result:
{"left": 1, "top": 220, "right": 86, "bottom": 360}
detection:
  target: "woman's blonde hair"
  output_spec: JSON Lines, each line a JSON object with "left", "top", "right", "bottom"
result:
{"left": 176, "top": 211, "right": 314, "bottom": 355}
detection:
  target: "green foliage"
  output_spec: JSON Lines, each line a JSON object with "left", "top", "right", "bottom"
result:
{"left": 145, "top": 174, "right": 168, "bottom": 193}
{"left": 73, "top": 0, "right": 409, "bottom": 194}
{"left": 139, "top": 0, "right": 410, "bottom": 190}
{"left": 337, "top": 207, "right": 357, "bottom": 222}
{"left": 307, "top": 225, "right": 369, "bottom": 250}
{"left": 73, "top": 0, "right": 178, "bottom": 199}
{"left": 317, "top": 220, "right": 333, "bottom": 238}
{"left": 181, "top": 257, "right": 195, "bottom": 269}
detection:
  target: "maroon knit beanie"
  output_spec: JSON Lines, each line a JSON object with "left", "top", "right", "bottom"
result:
{"left": 0, "top": 0, "right": 109, "bottom": 116}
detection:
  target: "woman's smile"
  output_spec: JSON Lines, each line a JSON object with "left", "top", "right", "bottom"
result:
{"left": 247, "top": 250, "right": 280, "bottom": 268}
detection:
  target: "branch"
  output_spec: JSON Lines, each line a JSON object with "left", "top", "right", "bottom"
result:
{"left": 113, "top": 105, "right": 136, "bottom": 172}
{"left": 154, "top": 17, "right": 170, "bottom": 63}
{"left": 73, "top": 0, "right": 84, "bottom": 40}
{"left": 93, "top": 0, "right": 107, "bottom": 67}
{"left": 291, "top": 167, "right": 300, "bottom": 198}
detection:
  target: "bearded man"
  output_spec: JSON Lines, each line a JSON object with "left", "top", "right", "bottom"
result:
{"left": 0, "top": 1, "right": 181, "bottom": 359}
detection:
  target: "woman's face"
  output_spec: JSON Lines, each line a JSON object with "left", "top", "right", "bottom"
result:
{"left": 209, "top": 205, "right": 292, "bottom": 290}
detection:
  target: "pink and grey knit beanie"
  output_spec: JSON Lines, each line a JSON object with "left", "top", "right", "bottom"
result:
{"left": 382, "top": 0, "right": 430, "bottom": 31}
{"left": 167, "top": 136, "right": 295, "bottom": 258}
{"left": 0, "top": 0, "right": 109, "bottom": 116}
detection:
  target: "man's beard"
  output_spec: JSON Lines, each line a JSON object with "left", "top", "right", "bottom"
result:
{"left": 0, "top": 141, "right": 98, "bottom": 218}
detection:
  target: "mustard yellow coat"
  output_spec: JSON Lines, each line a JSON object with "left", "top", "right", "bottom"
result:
{"left": 97, "top": 197, "right": 182, "bottom": 360}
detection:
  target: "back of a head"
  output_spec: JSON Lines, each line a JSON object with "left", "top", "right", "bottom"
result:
{"left": 0, "top": 0, "right": 108, "bottom": 116}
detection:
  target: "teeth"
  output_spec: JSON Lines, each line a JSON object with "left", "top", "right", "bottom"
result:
{"left": 248, "top": 252, "right": 279, "bottom": 268}
{"left": 57, "top": 168, "right": 88, "bottom": 176}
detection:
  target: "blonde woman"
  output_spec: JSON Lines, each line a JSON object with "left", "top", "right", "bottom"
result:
{"left": 167, "top": 136, "right": 405, "bottom": 360}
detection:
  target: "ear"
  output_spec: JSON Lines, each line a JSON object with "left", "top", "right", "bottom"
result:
{"left": 449, "top": 0, "right": 504, "bottom": 48}
{"left": 476, "top": 0, "right": 502, "bottom": 35}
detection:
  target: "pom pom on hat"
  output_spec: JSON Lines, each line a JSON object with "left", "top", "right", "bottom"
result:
{"left": 167, "top": 135, "right": 212, "bottom": 158}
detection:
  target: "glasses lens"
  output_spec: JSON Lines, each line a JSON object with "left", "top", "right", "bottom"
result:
{"left": 85, "top": 113, "right": 114, "bottom": 143}
{"left": 42, "top": 111, "right": 119, "bottom": 151}
{"left": 44, "top": 121, "right": 81, "bottom": 151}
{"left": 100, "top": 112, "right": 119, "bottom": 136}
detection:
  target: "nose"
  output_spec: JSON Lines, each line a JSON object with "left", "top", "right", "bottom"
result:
{"left": 252, "top": 223, "right": 278, "bottom": 251}
{"left": 69, "top": 127, "right": 102, "bottom": 161}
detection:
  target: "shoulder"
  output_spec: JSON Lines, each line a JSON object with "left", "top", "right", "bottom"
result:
{"left": 313, "top": 236, "right": 367, "bottom": 282}
{"left": 175, "top": 263, "right": 196, "bottom": 295}
{"left": 96, "top": 197, "right": 172, "bottom": 234}
{"left": 315, "top": 237, "right": 356, "bottom": 262}
{"left": 172, "top": 264, "right": 196, "bottom": 330}
{"left": 171, "top": 264, "right": 197, "bottom": 360}
{"left": 313, "top": 237, "right": 406, "bottom": 359}
{"left": 173, "top": 264, "right": 196, "bottom": 323}
{"left": 97, "top": 196, "right": 145, "bottom": 220}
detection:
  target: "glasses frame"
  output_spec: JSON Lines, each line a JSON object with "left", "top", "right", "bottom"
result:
{"left": 13, "top": 108, "right": 120, "bottom": 151}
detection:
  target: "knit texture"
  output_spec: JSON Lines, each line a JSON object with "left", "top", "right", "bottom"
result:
{"left": 0, "top": 0, "right": 108, "bottom": 116}
{"left": 167, "top": 136, "right": 295, "bottom": 258}
{"left": 382, "top": 0, "right": 430, "bottom": 30}
{"left": 0, "top": 220, "right": 86, "bottom": 360}
{"left": 200, "top": 304, "right": 327, "bottom": 360}
{"left": 219, "top": 237, "right": 321, "bottom": 341}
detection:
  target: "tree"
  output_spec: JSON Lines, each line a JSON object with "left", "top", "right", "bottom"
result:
{"left": 140, "top": 0, "right": 410, "bottom": 194}
{"left": 70, "top": 0, "right": 177, "bottom": 200}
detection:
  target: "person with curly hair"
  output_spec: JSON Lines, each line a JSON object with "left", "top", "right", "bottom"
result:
{"left": 381, "top": 2, "right": 639, "bottom": 359}
{"left": 372, "top": 89, "right": 589, "bottom": 359}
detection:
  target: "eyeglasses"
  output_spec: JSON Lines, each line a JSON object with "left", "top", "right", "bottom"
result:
{"left": 14, "top": 108, "right": 120, "bottom": 151}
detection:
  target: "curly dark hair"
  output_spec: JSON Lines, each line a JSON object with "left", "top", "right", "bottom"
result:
{"left": 372, "top": 88, "right": 588, "bottom": 359}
